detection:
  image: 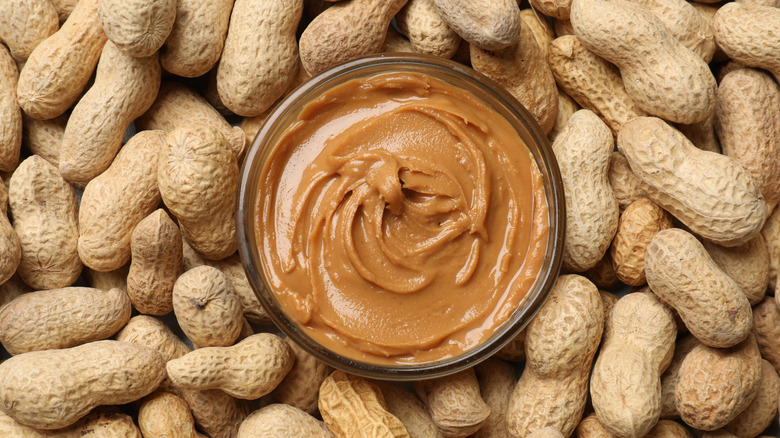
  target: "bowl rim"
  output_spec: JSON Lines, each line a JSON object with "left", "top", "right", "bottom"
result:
{"left": 236, "top": 52, "right": 565, "bottom": 380}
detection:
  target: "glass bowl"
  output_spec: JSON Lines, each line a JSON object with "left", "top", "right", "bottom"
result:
{"left": 236, "top": 53, "right": 565, "bottom": 380}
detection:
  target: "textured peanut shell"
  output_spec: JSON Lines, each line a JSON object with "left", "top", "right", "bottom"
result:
{"left": 9, "top": 155, "right": 81, "bottom": 289}
{"left": 529, "top": 0, "right": 571, "bottom": 19}
{"left": 382, "top": 25, "right": 416, "bottom": 53}
{"left": 299, "top": 0, "right": 407, "bottom": 75}
{"left": 59, "top": 40, "right": 160, "bottom": 183}
{"left": 78, "top": 130, "right": 163, "bottom": 272}
{"left": 139, "top": 391, "right": 204, "bottom": 438}
{"left": 473, "top": 358, "right": 514, "bottom": 438}
{"left": 703, "top": 236, "right": 769, "bottom": 306}
{"left": 0, "top": 44, "right": 21, "bottom": 173}
{"left": 320, "top": 370, "right": 410, "bottom": 438}
{"left": 0, "top": 287, "right": 131, "bottom": 355}
{"left": 0, "top": 0, "right": 59, "bottom": 60}
{"left": 83, "top": 264, "right": 129, "bottom": 292}
{"left": 552, "top": 110, "right": 618, "bottom": 272}
{"left": 712, "top": 3, "right": 780, "bottom": 83}
{"left": 584, "top": 252, "right": 620, "bottom": 289}
{"left": 528, "top": 427, "right": 565, "bottom": 438}
{"left": 570, "top": 0, "right": 716, "bottom": 124}
{"left": 172, "top": 265, "right": 243, "bottom": 348}
{"left": 471, "top": 23, "right": 558, "bottom": 134}
{"left": 674, "top": 112, "right": 721, "bottom": 154}
{"left": 180, "top": 388, "right": 252, "bottom": 438}
{"left": 495, "top": 328, "right": 526, "bottom": 362}
{"left": 378, "top": 382, "right": 443, "bottom": 438}
{"left": 610, "top": 197, "right": 674, "bottom": 286}
{"left": 618, "top": 117, "right": 767, "bottom": 247}
{"left": 0, "top": 180, "right": 20, "bottom": 286}
{"left": 752, "top": 297, "right": 780, "bottom": 375}
{"left": 0, "top": 275, "right": 29, "bottom": 308}
{"left": 723, "top": 360, "right": 780, "bottom": 438}
{"left": 167, "top": 333, "right": 293, "bottom": 400}
{"left": 608, "top": 151, "right": 645, "bottom": 209}
{"left": 675, "top": 335, "right": 763, "bottom": 431}
{"left": 158, "top": 124, "right": 238, "bottom": 260}
{"left": 646, "top": 228, "right": 753, "bottom": 348}
{"left": 127, "top": 209, "right": 183, "bottom": 315}
{"left": 547, "top": 87, "right": 579, "bottom": 144}
{"left": 715, "top": 68, "right": 780, "bottom": 207}
{"left": 547, "top": 35, "right": 647, "bottom": 136}
{"left": 521, "top": 9, "right": 555, "bottom": 55}
{"left": 508, "top": 275, "right": 603, "bottom": 437}
{"left": 160, "top": 0, "right": 232, "bottom": 78}
{"left": 762, "top": 207, "right": 780, "bottom": 292}
{"left": 115, "top": 315, "right": 191, "bottom": 362}
{"left": 17, "top": 0, "right": 107, "bottom": 120}
{"left": 97, "top": 0, "right": 176, "bottom": 57}
{"left": 238, "top": 404, "right": 334, "bottom": 438}
{"left": 659, "top": 335, "right": 700, "bottom": 419}
{"left": 396, "top": 0, "right": 461, "bottom": 58}
{"left": 3, "top": 408, "right": 143, "bottom": 437}
{"left": 137, "top": 81, "right": 246, "bottom": 162}
{"left": 21, "top": 113, "right": 66, "bottom": 168}
{"left": 431, "top": 0, "right": 521, "bottom": 50}
{"left": 271, "top": 338, "right": 333, "bottom": 414}
{"left": 0, "top": 340, "right": 165, "bottom": 429}
{"left": 217, "top": 0, "right": 302, "bottom": 117}
{"left": 51, "top": 0, "right": 79, "bottom": 23}
{"left": 414, "top": 368, "right": 489, "bottom": 437}
{"left": 591, "top": 292, "right": 677, "bottom": 438}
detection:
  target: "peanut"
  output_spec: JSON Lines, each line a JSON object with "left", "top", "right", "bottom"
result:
{"left": 576, "top": 415, "right": 692, "bottom": 438}
{"left": 0, "top": 340, "right": 165, "bottom": 429}
{"left": 379, "top": 382, "right": 443, "bottom": 438}
{"left": 547, "top": 88, "right": 579, "bottom": 143}
{"left": 414, "top": 368, "right": 490, "bottom": 437}
{"left": 752, "top": 297, "right": 780, "bottom": 375}
{"left": 659, "top": 334, "right": 700, "bottom": 420}
{"left": 382, "top": 25, "right": 417, "bottom": 53}
{"left": 608, "top": 151, "right": 646, "bottom": 209}
{"left": 591, "top": 292, "right": 676, "bottom": 437}
{"left": 139, "top": 391, "right": 205, "bottom": 438}
{"left": 9, "top": 155, "right": 81, "bottom": 289}
{"left": 180, "top": 389, "right": 252, "bottom": 438}
{"left": 271, "top": 338, "right": 333, "bottom": 414}
{"left": 127, "top": 209, "right": 183, "bottom": 315}
{"left": 238, "top": 404, "right": 335, "bottom": 438}
{"left": 675, "top": 335, "right": 763, "bottom": 430}
{"left": 396, "top": 0, "right": 461, "bottom": 59}
{"left": 51, "top": 0, "right": 79, "bottom": 23}
{"left": 528, "top": 427, "right": 565, "bottom": 438}
{"left": 17, "top": 0, "right": 107, "bottom": 120}
{"left": 160, "top": 0, "right": 232, "bottom": 78}
{"left": 520, "top": 9, "right": 555, "bottom": 55}
{"left": 529, "top": 0, "right": 571, "bottom": 19}
{"left": 21, "top": 113, "right": 67, "bottom": 168}
{"left": 508, "top": 274, "right": 603, "bottom": 437}
{"left": 584, "top": 253, "right": 620, "bottom": 289}
{"left": 618, "top": 117, "right": 767, "bottom": 247}
{"left": 474, "top": 358, "right": 515, "bottom": 438}
{"left": 78, "top": 130, "right": 163, "bottom": 272}
{"left": 216, "top": 0, "right": 303, "bottom": 117}
{"left": 674, "top": 112, "right": 721, "bottom": 154}
{"left": 97, "top": 0, "right": 176, "bottom": 57}
{"left": 0, "top": 180, "right": 20, "bottom": 286}
{"left": 0, "top": 44, "right": 21, "bottom": 173}
{"left": 703, "top": 235, "right": 770, "bottom": 306}
{"left": 495, "top": 329, "right": 526, "bottom": 363}
{"left": 722, "top": 359, "right": 780, "bottom": 438}
{"left": 319, "top": 370, "right": 410, "bottom": 438}
{"left": 552, "top": 110, "right": 618, "bottom": 272}
{"left": 0, "top": 274, "right": 29, "bottom": 309}
{"left": 431, "top": 0, "right": 521, "bottom": 50}
{"left": 114, "top": 315, "right": 191, "bottom": 363}
{"left": 0, "top": 0, "right": 59, "bottom": 60}
{"left": 0, "top": 407, "right": 142, "bottom": 437}
{"left": 59, "top": 40, "right": 160, "bottom": 183}
{"left": 762, "top": 206, "right": 780, "bottom": 292}
{"left": 570, "top": 0, "right": 716, "bottom": 124}
{"left": 0, "top": 286, "right": 131, "bottom": 355}
{"left": 712, "top": 3, "right": 780, "bottom": 83}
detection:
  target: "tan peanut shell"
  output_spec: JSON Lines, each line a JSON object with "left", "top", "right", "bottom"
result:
{"left": 570, "top": 0, "right": 716, "bottom": 124}
{"left": 752, "top": 297, "right": 780, "bottom": 374}
{"left": 723, "top": 359, "right": 780, "bottom": 438}
{"left": 97, "top": 0, "right": 176, "bottom": 57}
{"left": 712, "top": 3, "right": 780, "bottom": 83}
{"left": 0, "top": 0, "right": 59, "bottom": 60}
{"left": 576, "top": 415, "right": 692, "bottom": 438}
{"left": 50, "top": 0, "right": 79, "bottom": 23}
{"left": 610, "top": 198, "right": 674, "bottom": 286}
{"left": 78, "top": 130, "right": 163, "bottom": 272}
{"left": 0, "top": 180, "right": 20, "bottom": 286}
{"left": 591, "top": 292, "right": 677, "bottom": 438}
{"left": 675, "top": 335, "right": 763, "bottom": 431}
{"left": 127, "top": 209, "right": 183, "bottom": 315}
{"left": 473, "top": 358, "right": 514, "bottom": 438}
{"left": 703, "top": 236, "right": 769, "bottom": 306}
{"left": 508, "top": 274, "right": 603, "bottom": 437}
{"left": 0, "top": 407, "right": 143, "bottom": 437}
{"left": 608, "top": 151, "right": 645, "bottom": 209}
{"left": 139, "top": 391, "right": 204, "bottom": 438}
{"left": 574, "top": 413, "right": 614, "bottom": 438}
{"left": 172, "top": 265, "right": 243, "bottom": 348}
{"left": 675, "top": 112, "right": 721, "bottom": 154}
{"left": 9, "top": 155, "right": 81, "bottom": 289}
{"left": 59, "top": 41, "right": 160, "bottom": 183}
{"left": 16, "top": 0, "right": 107, "bottom": 120}
{"left": 762, "top": 206, "right": 780, "bottom": 292}
{"left": 0, "top": 286, "right": 131, "bottom": 355}
{"left": 217, "top": 0, "right": 302, "bottom": 117}
{"left": 646, "top": 228, "right": 753, "bottom": 348}
{"left": 160, "top": 0, "right": 232, "bottom": 78}
{"left": 495, "top": 328, "right": 526, "bottom": 363}
{"left": 715, "top": 68, "right": 780, "bottom": 207}
{"left": 659, "top": 335, "right": 700, "bottom": 419}
{"left": 383, "top": 25, "right": 416, "bottom": 53}
{"left": 271, "top": 338, "right": 333, "bottom": 414}
{"left": 22, "top": 113, "right": 66, "bottom": 168}
{"left": 471, "top": 23, "right": 558, "bottom": 135}
{"left": 547, "top": 89, "right": 579, "bottom": 144}
{"left": 137, "top": 81, "right": 246, "bottom": 162}
{"left": 0, "top": 44, "right": 21, "bottom": 173}
{"left": 0, "top": 274, "right": 28, "bottom": 309}
{"left": 520, "top": 9, "right": 555, "bottom": 55}
{"left": 180, "top": 388, "right": 252, "bottom": 438}
{"left": 618, "top": 117, "right": 767, "bottom": 247}
{"left": 547, "top": 35, "right": 647, "bottom": 136}
{"left": 552, "top": 110, "right": 618, "bottom": 272}
{"left": 83, "top": 264, "right": 129, "bottom": 292}
{"left": 115, "top": 315, "right": 191, "bottom": 363}
{"left": 320, "top": 370, "right": 410, "bottom": 438}
{"left": 396, "top": 0, "right": 461, "bottom": 58}
{"left": 238, "top": 404, "right": 335, "bottom": 438}
{"left": 0, "top": 340, "right": 165, "bottom": 429}
{"left": 299, "top": 0, "right": 407, "bottom": 76}
{"left": 159, "top": 123, "right": 238, "bottom": 260}
{"left": 529, "top": 0, "right": 571, "bottom": 19}
{"left": 528, "top": 427, "right": 565, "bottom": 438}
{"left": 379, "top": 382, "right": 444, "bottom": 438}
{"left": 431, "top": 0, "right": 521, "bottom": 50}
{"left": 414, "top": 368, "right": 490, "bottom": 437}
{"left": 584, "top": 253, "right": 620, "bottom": 290}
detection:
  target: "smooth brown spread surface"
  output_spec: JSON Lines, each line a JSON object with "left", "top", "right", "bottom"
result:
{"left": 256, "top": 71, "right": 548, "bottom": 364}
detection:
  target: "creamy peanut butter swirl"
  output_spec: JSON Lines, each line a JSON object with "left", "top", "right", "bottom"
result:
{"left": 257, "top": 71, "right": 548, "bottom": 364}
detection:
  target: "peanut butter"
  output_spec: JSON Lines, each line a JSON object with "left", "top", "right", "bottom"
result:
{"left": 256, "top": 71, "right": 548, "bottom": 364}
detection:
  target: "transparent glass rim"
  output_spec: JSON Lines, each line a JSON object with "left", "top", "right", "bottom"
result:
{"left": 236, "top": 53, "right": 565, "bottom": 380}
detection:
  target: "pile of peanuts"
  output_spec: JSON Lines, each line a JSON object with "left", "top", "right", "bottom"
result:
{"left": 0, "top": 0, "right": 779, "bottom": 436}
